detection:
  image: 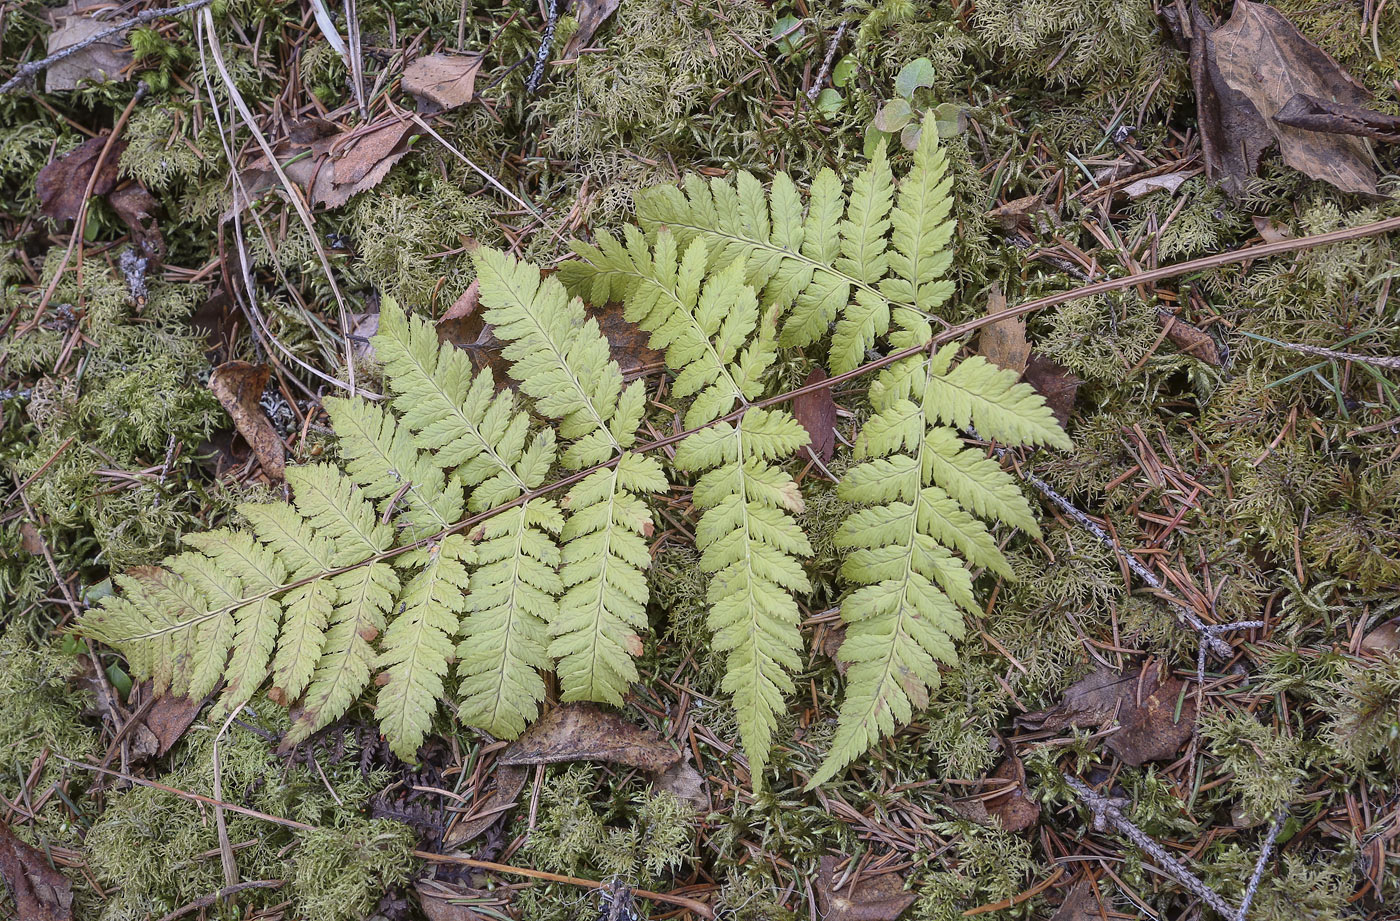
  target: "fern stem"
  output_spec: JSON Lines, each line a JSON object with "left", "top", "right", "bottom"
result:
{"left": 113, "top": 216, "right": 1400, "bottom": 641}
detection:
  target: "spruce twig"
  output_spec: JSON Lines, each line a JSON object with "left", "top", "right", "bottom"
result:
{"left": 1236, "top": 810, "right": 1285, "bottom": 921}
{"left": 1065, "top": 774, "right": 1238, "bottom": 918}
{"left": 525, "top": 0, "right": 563, "bottom": 94}
{"left": 806, "top": 19, "right": 849, "bottom": 101}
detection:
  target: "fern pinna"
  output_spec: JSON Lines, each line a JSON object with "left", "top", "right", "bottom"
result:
{"left": 82, "top": 115, "right": 1067, "bottom": 783}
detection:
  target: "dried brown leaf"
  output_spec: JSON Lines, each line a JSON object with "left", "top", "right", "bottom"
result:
{"left": 1120, "top": 171, "right": 1193, "bottom": 200}
{"left": 793, "top": 367, "right": 837, "bottom": 462}
{"left": 1274, "top": 93, "right": 1400, "bottom": 144}
{"left": 1252, "top": 215, "right": 1294, "bottom": 243}
{"left": 402, "top": 53, "right": 483, "bottom": 112}
{"left": 1158, "top": 314, "right": 1222, "bottom": 366}
{"left": 107, "top": 183, "right": 165, "bottom": 261}
{"left": 1360, "top": 617, "right": 1400, "bottom": 656}
{"left": 45, "top": 2, "right": 130, "bottom": 92}
{"left": 209, "top": 362, "right": 285, "bottom": 480}
{"left": 0, "top": 821, "right": 73, "bottom": 920}
{"left": 36, "top": 134, "right": 126, "bottom": 223}
{"left": 652, "top": 759, "right": 710, "bottom": 812}
{"left": 561, "top": 0, "right": 623, "bottom": 59}
{"left": 814, "top": 856, "right": 917, "bottom": 921}
{"left": 984, "top": 754, "right": 1041, "bottom": 832}
{"left": 986, "top": 194, "right": 1048, "bottom": 235}
{"left": 1048, "top": 881, "right": 1100, "bottom": 921}
{"left": 234, "top": 117, "right": 415, "bottom": 212}
{"left": 1191, "top": 1, "right": 1377, "bottom": 195}
{"left": 1022, "top": 354, "right": 1080, "bottom": 428}
{"left": 443, "top": 764, "right": 528, "bottom": 849}
{"left": 142, "top": 691, "right": 207, "bottom": 757}
{"left": 593, "top": 302, "right": 665, "bottom": 380}
{"left": 1017, "top": 665, "right": 1196, "bottom": 766}
{"left": 978, "top": 284, "right": 1029, "bottom": 373}
{"left": 418, "top": 881, "right": 506, "bottom": 921}
{"left": 498, "top": 703, "right": 682, "bottom": 772}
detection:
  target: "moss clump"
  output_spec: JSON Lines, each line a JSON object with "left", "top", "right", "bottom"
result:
{"left": 0, "top": 626, "right": 97, "bottom": 787}
{"left": 83, "top": 710, "right": 414, "bottom": 921}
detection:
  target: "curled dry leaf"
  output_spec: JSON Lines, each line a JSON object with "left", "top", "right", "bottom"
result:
{"left": 1252, "top": 215, "right": 1294, "bottom": 244}
{"left": 45, "top": 1, "right": 131, "bottom": 92}
{"left": 107, "top": 183, "right": 165, "bottom": 261}
{"left": 498, "top": 702, "right": 682, "bottom": 772}
{"left": 1359, "top": 617, "right": 1399, "bottom": 656}
{"left": 1157, "top": 313, "right": 1222, "bottom": 366}
{"left": 1188, "top": 0, "right": 1378, "bottom": 195}
{"left": 0, "top": 821, "right": 73, "bottom": 921}
{"left": 402, "top": 53, "right": 484, "bottom": 113}
{"left": 36, "top": 135, "right": 126, "bottom": 223}
{"left": 442, "top": 763, "right": 528, "bottom": 848}
{"left": 793, "top": 367, "right": 837, "bottom": 463}
{"left": 561, "top": 0, "right": 623, "bottom": 59}
{"left": 234, "top": 116, "right": 416, "bottom": 212}
{"left": 418, "top": 879, "right": 510, "bottom": 921}
{"left": 814, "top": 856, "right": 917, "bottom": 921}
{"left": 1048, "top": 880, "right": 1100, "bottom": 921}
{"left": 209, "top": 361, "right": 286, "bottom": 480}
{"left": 977, "top": 284, "right": 1030, "bottom": 374}
{"left": 1016, "top": 665, "right": 1196, "bottom": 766}
{"left": 594, "top": 302, "right": 665, "bottom": 380}
{"left": 983, "top": 754, "right": 1041, "bottom": 832}
{"left": 1119, "top": 170, "right": 1194, "bottom": 200}
{"left": 1023, "top": 354, "right": 1080, "bottom": 429}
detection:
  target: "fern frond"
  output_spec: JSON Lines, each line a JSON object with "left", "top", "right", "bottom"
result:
{"left": 456, "top": 500, "right": 562, "bottom": 738}
{"left": 373, "top": 298, "right": 556, "bottom": 509}
{"left": 474, "top": 246, "right": 666, "bottom": 706}
{"left": 810, "top": 324, "right": 1067, "bottom": 785}
{"left": 577, "top": 114, "right": 958, "bottom": 374}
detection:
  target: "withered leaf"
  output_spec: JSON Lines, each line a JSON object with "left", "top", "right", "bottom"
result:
{"left": 593, "top": 302, "right": 664, "bottom": 380}
{"left": 45, "top": 2, "right": 131, "bottom": 92}
{"left": 561, "top": 0, "right": 623, "bottom": 59}
{"left": 107, "top": 183, "right": 165, "bottom": 261}
{"left": 0, "top": 821, "right": 73, "bottom": 921}
{"left": 814, "top": 856, "right": 917, "bottom": 921}
{"left": 1023, "top": 354, "right": 1080, "bottom": 428}
{"left": 234, "top": 117, "right": 415, "bottom": 212}
{"left": 498, "top": 703, "right": 682, "bottom": 772}
{"left": 1157, "top": 313, "right": 1222, "bottom": 366}
{"left": 435, "top": 280, "right": 512, "bottom": 383}
{"left": 141, "top": 690, "right": 207, "bottom": 757}
{"left": 793, "top": 367, "right": 837, "bottom": 463}
{"left": 653, "top": 759, "right": 710, "bottom": 812}
{"left": 1190, "top": 1, "right": 1377, "bottom": 195}
{"left": 987, "top": 194, "right": 1048, "bottom": 235}
{"left": 1016, "top": 665, "right": 1196, "bottom": 766}
{"left": 418, "top": 880, "right": 509, "bottom": 921}
{"left": 1252, "top": 215, "right": 1294, "bottom": 243}
{"left": 1119, "top": 171, "right": 1193, "bottom": 200}
{"left": 1360, "top": 617, "right": 1399, "bottom": 656}
{"left": 1049, "top": 880, "right": 1100, "bottom": 921}
{"left": 443, "top": 763, "right": 528, "bottom": 848}
{"left": 402, "top": 53, "right": 483, "bottom": 113}
{"left": 984, "top": 754, "right": 1041, "bottom": 832}
{"left": 1274, "top": 93, "right": 1400, "bottom": 144}
{"left": 209, "top": 362, "right": 286, "bottom": 480}
{"left": 37, "top": 135, "right": 126, "bottom": 223}
{"left": 978, "top": 284, "right": 1029, "bottom": 374}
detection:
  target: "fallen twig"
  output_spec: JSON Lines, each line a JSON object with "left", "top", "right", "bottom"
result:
{"left": 806, "top": 20, "right": 849, "bottom": 101}
{"left": 1065, "top": 774, "right": 1237, "bottom": 918}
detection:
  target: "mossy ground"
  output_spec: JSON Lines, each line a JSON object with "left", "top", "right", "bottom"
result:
{"left": 2, "top": 0, "right": 1399, "bottom": 919}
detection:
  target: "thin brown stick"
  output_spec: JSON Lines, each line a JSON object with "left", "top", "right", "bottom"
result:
{"left": 102, "top": 212, "right": 1400, "bottom": 643}
{"left": 154, "top": 880, "right": 285, "bottom": 921}
{"left": 413, "top": 852, "right": 715, "bottom": 918}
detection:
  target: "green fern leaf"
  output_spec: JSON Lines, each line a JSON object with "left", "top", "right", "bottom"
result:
{"left": 474, "top": 246, "right": 665, "bottom": 706}
{"left": 811, "top": 330, "right": 1068, "bottom": 785}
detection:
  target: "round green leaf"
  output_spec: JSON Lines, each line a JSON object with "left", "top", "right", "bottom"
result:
{"left": 772, "top": 16, "right": 805, "bottom": 56}
{"left": 895, "top": 57, "right": 936, "bottom": 98}
{"left": 831, "top": 55, "right": 855, "bottom": 87}
{"left": 815, "top": 88, "right": 844, "bottom": 116}
{"left": 934, "top": 102, "right": 965, "bottom": 137}
{"left": 900, "top": 123, "right": 922, "bottom": 151}
{"left": 873, "top": 98, "right": 912, "bottom": 133}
